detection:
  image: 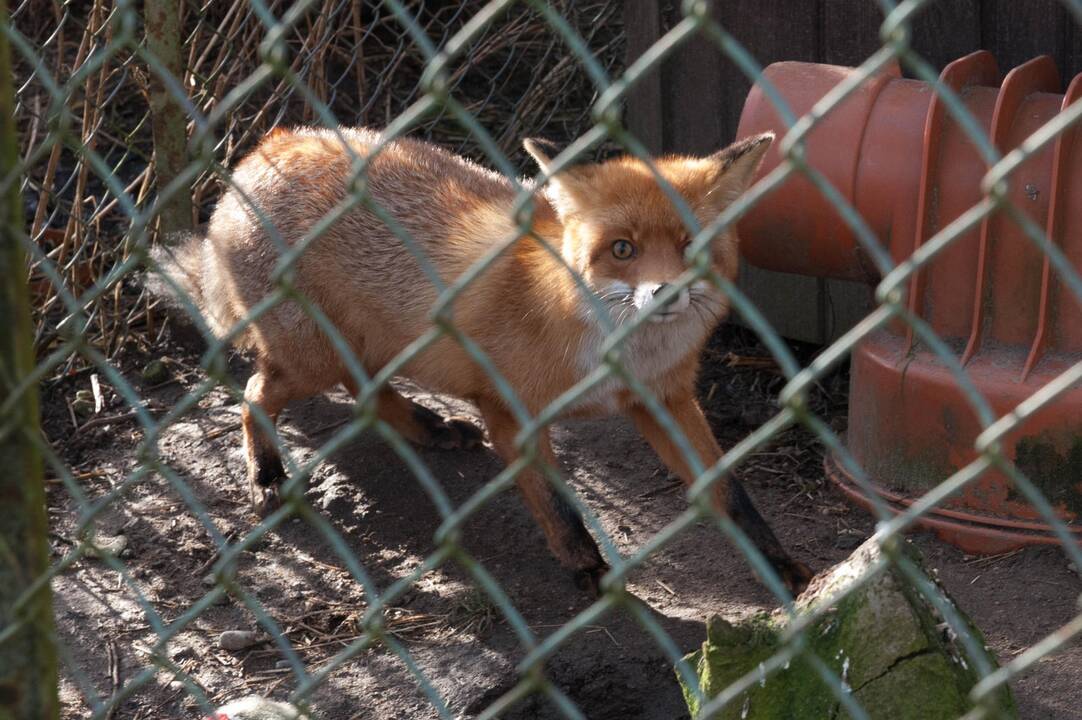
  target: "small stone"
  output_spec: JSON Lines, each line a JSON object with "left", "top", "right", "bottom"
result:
{"left": 218, "top": 630, "right": 262, "bottom": 651}
{"left": 84, "top": 534, "right": 127, "bottom": 558}
{"left": 71, "top": 389, "right": 96, "bottom": 418}
{"left": 202, "top": 574, "right": 216, "bottom": 587}
{"left": 275, "top": 660, "right": 292, "bottom": 670}
{"left": 141, "top": 359, "right": 170, "bottom": 385}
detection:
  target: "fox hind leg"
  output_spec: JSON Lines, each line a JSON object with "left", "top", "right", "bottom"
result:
{"left": 241, "top": 366, "right": 295, "bottom": 516}
{"left": 244, "top": 365, "right": 331, "bottom": 517}
{"left": 343, "top": 379, "right": 483, "bottom": 451}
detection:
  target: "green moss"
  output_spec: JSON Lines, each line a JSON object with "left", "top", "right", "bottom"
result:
{"left": 846, "top": 653, "right": 969, "bottom": 720}
{"left": 681, "top": 615, "right": 838, "bottom": 719}
{"left": 677, "top": 541, "right": 1015, "bottom": 719}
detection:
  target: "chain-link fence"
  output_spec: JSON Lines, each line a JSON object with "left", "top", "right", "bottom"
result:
{"left": 3, "top": 0, "right": 1082, "bottom": 718}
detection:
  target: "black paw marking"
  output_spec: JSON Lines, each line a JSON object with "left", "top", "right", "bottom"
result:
{"left": 254, "top": 452, "right": 286, "bottom": 488}
{"left": 572, "top": 562, "right": 610, "bottom": 598}
{"left": 438, "top": 416, "right": 485, "bottom": 451}
{"left": 413, "top": 403, "right": 484, "bottom": 450}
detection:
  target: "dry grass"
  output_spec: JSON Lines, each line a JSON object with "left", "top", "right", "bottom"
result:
{"left": 12, "top": 0, "right": 625, "bottom": 373}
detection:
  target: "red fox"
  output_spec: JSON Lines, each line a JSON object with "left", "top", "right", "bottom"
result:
{"left": 153, "top": 127, "right": 813, "bottom": 596}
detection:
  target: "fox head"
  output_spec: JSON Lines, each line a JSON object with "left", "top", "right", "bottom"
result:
{"left": 524, "top": 133, "right": 773, "bottom": 327}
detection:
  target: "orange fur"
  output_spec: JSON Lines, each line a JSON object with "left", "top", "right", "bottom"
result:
{"left": 152, "top": 127, "right": 811, "bottom": 596}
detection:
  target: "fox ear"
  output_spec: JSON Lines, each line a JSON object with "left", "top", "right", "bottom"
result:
{"left": 523, "top": 138, "right": 586, "bottom": 220}
{"left": 524, "top": 138, "right": 559, "bottom": 174}
{"left": 708, "top": 132, "right": 774, "bottom": 203}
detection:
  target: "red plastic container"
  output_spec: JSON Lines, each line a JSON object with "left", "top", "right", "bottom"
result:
{"left": 737, "top": 53, "right": 1082, "bottom": 553}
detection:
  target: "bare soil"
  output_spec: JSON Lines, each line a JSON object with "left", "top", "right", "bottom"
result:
{"left": 43, "top": 325, "right": 1082, "bottom": 720}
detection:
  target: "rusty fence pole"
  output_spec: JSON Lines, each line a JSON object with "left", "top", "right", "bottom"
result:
{"left": 0, "top": 1, "right": 60, "bottom": 718}
{"left": 145, "top": 0, "right": 193, "bottom": 238}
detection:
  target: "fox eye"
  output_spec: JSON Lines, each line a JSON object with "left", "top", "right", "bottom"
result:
{"left": 611, "top": 239, "right": 635, "bottom": 260}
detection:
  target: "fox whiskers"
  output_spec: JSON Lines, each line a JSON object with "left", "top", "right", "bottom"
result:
{"left": 595, "top": 286, "right": 635, "bottom": 326}
{"left": 689, "top": 295, "right": 723, "bottom": 326}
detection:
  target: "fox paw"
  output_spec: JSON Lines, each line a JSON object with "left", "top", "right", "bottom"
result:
{"left": 780, "top": 559, "right": 815, "bottom": 598}
{"left": 572, "top": 562, "right": 610, "bottom": 598}
{"left": 436, "top": 416, "right": 484, "bottom": 450}
{"left": 412, "top": 403, "right": 484, "bottom": 450}
{"left": 248, "top": 454, "right": 286, "bottom": 518}
{"left": 250, "top": 484, "right": 281, "bottom": 518}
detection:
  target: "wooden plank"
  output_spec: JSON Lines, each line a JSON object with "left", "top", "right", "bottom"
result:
{"left": 908, "top": 0, "right": 981, "bottom": 72}
{"left": 623, "top": 0, "right": 664, "bottom": 155}
{"left": 1064, "top": 17, "right": 1082, "bottom": 79}
{"left": 660, "top": 16, "right": 727, "bottom": 153}
{"left": 980, "top": 0, "right": 1068, "bottom": 75}
{"left": 820, "top": 0, "right": 885, "bottom": 67}
{"left": 658, "top": 0, "right": 819, "bottom": 154}
{"left": 711, "top": 0, "right": 820, "bottom": 146}
{"left": 823, "top": 278, "right": 876, "bottom": 338}
{"left": 736, "top": 266, "right": 824, "bottom": 343}
{"left": 1060, "top": 6, "right": 1082, "bottom": 78}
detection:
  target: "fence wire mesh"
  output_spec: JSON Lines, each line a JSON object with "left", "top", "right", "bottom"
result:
{"left": 3, "top": 0, "right": 1082, "bottom": 718}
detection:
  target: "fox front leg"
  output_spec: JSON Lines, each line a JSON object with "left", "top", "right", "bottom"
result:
{"left": 479, "top": 398, "right": 609, "bottom": 595}
{"left": 629, "top": 396, "right": 814, "bottom": 596}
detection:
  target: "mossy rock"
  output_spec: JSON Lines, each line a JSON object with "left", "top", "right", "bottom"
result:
{"left": 678, "top": 538, "right": 1015, "bottom": 719}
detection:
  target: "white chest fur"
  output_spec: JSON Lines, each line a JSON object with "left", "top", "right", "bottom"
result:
{"left": 568, "top": 317, "right": 707, "bottom": 414}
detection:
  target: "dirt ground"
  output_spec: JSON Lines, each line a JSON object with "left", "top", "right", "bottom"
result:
{"left": 42, "top": 324, "right": 1082, "bottom": 720}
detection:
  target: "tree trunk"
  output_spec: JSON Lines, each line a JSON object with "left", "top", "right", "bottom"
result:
{"left": 0, "top": 1, "right": 60, "bottom": 718}
{"left": 145, "top": 0, "right": 193, "bottom": 239}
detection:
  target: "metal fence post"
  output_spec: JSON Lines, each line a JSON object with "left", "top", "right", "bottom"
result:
{"left": 0, "top": 1, "right": 59, "bottom": 718}
{"left": 145, "top": 0, "right": 193, "bottom": 238}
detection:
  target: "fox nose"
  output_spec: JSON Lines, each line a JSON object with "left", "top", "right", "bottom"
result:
{"left": 654, "top": 284, "right": 690, "bottom": 315}
{"left": 635, "top": 282, "right": 690, "bottom": 321}
{"left": 654, "top": 283, "right": 683, "bottom": 309}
